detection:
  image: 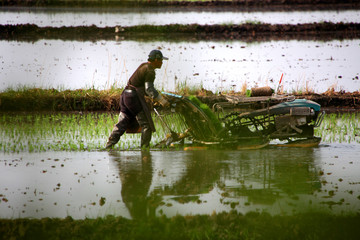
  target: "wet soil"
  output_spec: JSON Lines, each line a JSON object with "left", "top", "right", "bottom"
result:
{"left": 2, "top": 0, "right": 360, "bottom": 11}
{"left": 1, "top": 22, "right": 360, "bottom": 42}
{"left": 198, "top": 92, "right": 360, "bottom": 111}
{"left": 295, "top": 92, "right": 360, "bottom": 111}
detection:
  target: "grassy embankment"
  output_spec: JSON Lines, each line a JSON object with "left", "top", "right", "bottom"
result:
{"left": 0, "top": 86, "right": 211, "bottom": 112}
{"left": 0, "top": 87, "right": 122, "bottom": 112}
{"left": 1, "top": 211, "right": 360, "bottom": 240}
{"left": 1, "top": 86, "right": 360, "bottom": 111}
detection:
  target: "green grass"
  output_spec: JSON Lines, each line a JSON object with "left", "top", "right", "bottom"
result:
{"left": 1, "top": 211, "right": 360, "bottom": 240}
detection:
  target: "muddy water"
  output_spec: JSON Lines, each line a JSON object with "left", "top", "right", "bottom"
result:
{"left": 0, "top": 145, "right": 359, "bottom": 219}
{"left": 1, "top": 8, "right": 359, "bottom": 27}
{"left": 1, "top": 39, "right": 359, "bottom": 93}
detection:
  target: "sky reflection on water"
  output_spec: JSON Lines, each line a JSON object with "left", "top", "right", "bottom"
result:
{"left": 1, "top": 39, "right": 359, "bottom": 93}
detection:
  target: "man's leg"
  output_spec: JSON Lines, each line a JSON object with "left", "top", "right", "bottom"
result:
{"left": 106, "top": 112, "right": 130, "bottom": 149}
{"left": 136, "top": 111, "right": 152, "bottom": 148}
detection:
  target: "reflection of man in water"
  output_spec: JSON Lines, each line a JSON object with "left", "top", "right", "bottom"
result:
{"left": 109, "top": 150, "right": 155, "bottom": 219}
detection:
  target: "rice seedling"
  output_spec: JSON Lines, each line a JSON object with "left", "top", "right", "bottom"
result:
{"left": 0, "top": 111, "right": 177, "bottom": 153}
{"left": 314, "top": 112, "right": 360, "bottom": 144}
{"left": 0, "top": 111, "right": 358, "bottom": 153}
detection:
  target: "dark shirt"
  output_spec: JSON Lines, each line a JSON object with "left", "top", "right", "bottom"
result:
{"left": 124, "top": 62, "right": 157, "bottom": 131}
{"left": 127, "top": 62, "right": 155, "bottom": 87}
{"left": 127, "top": 62, "right": 159, "bottom": 99}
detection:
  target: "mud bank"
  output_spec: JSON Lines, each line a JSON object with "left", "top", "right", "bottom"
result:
{"left": 294, "top": 92, "right": 360, "bottom": 111}
{"left": 1, "top": 22, "right": 360, "bottom": 42}
{"left": 199, "top": 92, "right": 360, "bottom": 111}
{"left": 2, "top": 0, "right": 360, "bottom": 11}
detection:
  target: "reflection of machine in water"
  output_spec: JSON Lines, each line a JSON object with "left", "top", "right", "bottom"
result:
{"left": 219, "top": 148, "right": 322, "bottom": 207}
{"left": 155, "top": 92, "right": 324, "bottom": 149}
{"left": 161, "top": 149, "right": 321, "bottom": 209}
{"left": 109, "top": 148, "right": 321, "bottom": 217}
{"left": 151, "top": 149, "right": 322, "bottom": 213}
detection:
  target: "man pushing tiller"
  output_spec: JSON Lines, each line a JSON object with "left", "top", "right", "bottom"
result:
{"left": 106, "top": 49, "right": 170, "bottom": 149}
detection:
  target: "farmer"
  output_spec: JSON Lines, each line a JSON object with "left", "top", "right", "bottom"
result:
{"left": 106, "top": 49, "right": 170, "bottom": 149}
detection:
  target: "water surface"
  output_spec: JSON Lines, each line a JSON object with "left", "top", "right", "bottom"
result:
{"left": 1, "top": 39, "right": 359, "bottom": 93}
{"left": 1, "top": 145, "right": 359, "bottom": 219}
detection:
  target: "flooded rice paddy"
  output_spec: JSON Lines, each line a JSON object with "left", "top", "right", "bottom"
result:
{"left": 0, "top": 112, "right": 359, "bottom": 219}
{"left": 1, "top": 8, "right": 359, "bottom": 27}
{"left": 1, "top": 6, "right": 360, "bottom": 228}
{"left": 1, "top": 39, "right": 360, "bottom": 93}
